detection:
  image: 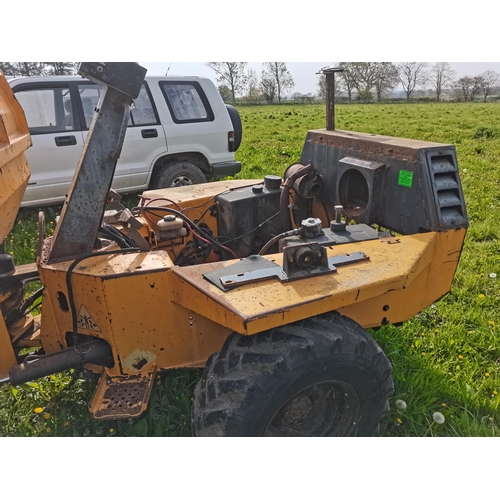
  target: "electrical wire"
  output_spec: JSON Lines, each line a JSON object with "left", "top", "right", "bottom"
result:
{"left": 134, "top": 206, "right": 238, "bottom": 259}
{"left": 193, "top": 203, "right": 216, "bottom": 224}
{"left": 145, "top": 197, "right": 183, "bottom": 211}
{"left": 98, "top": 222, "right": 137, "bottom": 249}
{"left": 66, "top": 247, "right": 139, "bottom": 347}
{"left": 216, "top": 211, "right": 281, "bottom": 244}
{"left": 175, "top": 226, "right": 212, "bottom": 266}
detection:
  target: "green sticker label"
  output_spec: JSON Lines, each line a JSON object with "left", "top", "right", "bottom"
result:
{"left": 398, "top": 170, "right": 414, "bottom": 188}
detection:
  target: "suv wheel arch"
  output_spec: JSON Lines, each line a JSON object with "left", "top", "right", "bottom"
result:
{"left": 149, "top": 154, "right": 210, "bottom": 189}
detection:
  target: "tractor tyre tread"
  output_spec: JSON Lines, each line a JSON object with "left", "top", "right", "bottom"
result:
{"left": 192, "top": 311, "right": 394, "bottom": 437}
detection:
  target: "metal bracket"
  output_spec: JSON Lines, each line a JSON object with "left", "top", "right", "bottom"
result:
{"left": 283, "top": 242, "right": 331, "bottom": 280}
{"left": 102, "top": 205, "right": 150, "bottom": 252}
{"left": 203, "top": 245, "right": 369, "bottom": 291}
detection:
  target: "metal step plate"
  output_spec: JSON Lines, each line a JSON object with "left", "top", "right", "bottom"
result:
{"left": 90, "top": 369, "right": 156, "bottom": 419}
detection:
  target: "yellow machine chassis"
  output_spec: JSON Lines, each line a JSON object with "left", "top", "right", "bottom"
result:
{"left": 0, "top": 65, "right": 468, "bottom": 426}
{"left": 31, "top": 179, "right": 465, "bottom": 399}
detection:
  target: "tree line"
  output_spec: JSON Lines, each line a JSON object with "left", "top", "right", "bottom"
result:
{"left": 0, "top": 62, "right": 78, "bottom": 76}
{"left": 206, "top": 62, "right": 295, "bottom": 105}
{"left": 2, "top": 61, "right": 499, "bottom": 104}
{"left": 327, "top": 62, "right": 500, "bottom": 103}
{"left": 207, "top": 62, "right": 500, "bottom": 104}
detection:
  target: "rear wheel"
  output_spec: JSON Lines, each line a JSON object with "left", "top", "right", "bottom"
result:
{"left": 192, "top": 311, "right": 393, "bottom": 437}
{"left": 151, "top": 161, "right": 207, "bottom": 189}
{"left": 226, "top": 104, "right": 242, "bottom": 151}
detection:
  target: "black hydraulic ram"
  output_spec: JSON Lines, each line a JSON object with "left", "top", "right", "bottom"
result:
{"left": 0, "top": 339, "right": 113, "bottom": 386}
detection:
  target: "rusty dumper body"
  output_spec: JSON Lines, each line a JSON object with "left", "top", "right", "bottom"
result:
{"left": 0, "top": 64, "right": 468, "bottom": 436}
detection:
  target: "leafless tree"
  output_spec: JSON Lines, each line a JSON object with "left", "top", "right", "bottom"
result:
{"left": 430, "top": 62, "right": 456, "bottom": 101}
{"left": 317, "top": 75, "right": 326, "bottom": 101}
{"left": 1, "top": 62, "right": 78, "bottom": 76}
{"left": 454, "top": 77, "right": 473, "bottom": 101}
{"left": 470, "top": 76, "right": 484, "bottom": 101}
{"left": 206, "top": 62, "right": 248, "bottom": 105}
{"left": 262, "top": 63, "right": 294, "bottom": 103}
{"left": 372, "top": 63, "right": 399, "bottom": 101}
{"left": 0, "top": 62, "right": 15, "bottom": 75}
{"left": 44, "top": 62, "right": 78, "bottom": 75}
{"left": 316, "top": 74, "right": 342, "bottom": 101}
{"left": 245, "top": 68, "right": 262, "bottom": 104}
{"left": 260, "top": 72, "right": 277, "bottom": 103}
{"left": 478, "top": 70, "right": 499, "bottom": 102}
{"left": 397, "top": 62, "right": 428, "bottom": 100}
{"left": 0, "top": 62, "right": 45, "bottom": 76}
{"left": 337, "top": 62, "right": 358, "bottom": 102}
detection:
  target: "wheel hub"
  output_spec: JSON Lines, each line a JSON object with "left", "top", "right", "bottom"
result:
{"left": 171, "top": 176, "right": 195, "bottom": 187}
{"left": 264, "top": 381, "right": 360, "bottom": 437}
{"left": 284, "top": 395, "right": 313, "bottom": 424}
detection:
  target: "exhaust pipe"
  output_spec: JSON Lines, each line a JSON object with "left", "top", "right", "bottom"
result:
{"left": 2, "top": 339, "right": 113, "bottom": 386}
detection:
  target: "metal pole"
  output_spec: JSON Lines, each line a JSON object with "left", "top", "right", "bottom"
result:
{"left": 318, "top": 67, "right": 344, "bottom": 131}
{"left": 326, "top": 72, "right": 335, "bottom": 131}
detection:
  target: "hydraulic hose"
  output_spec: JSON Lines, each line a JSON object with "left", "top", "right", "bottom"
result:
{"left": 259, "top": 228, "right": 301, "bottom": 256}
{"left": 4, "top": 339, "right": 113, "bottom": 386}
{"left": 280, "top": 162, "right": 315, "bottom": 231}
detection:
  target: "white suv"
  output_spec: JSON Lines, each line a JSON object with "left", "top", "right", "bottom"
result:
{"left": 8, "top": 75, "right": 242, "bottom": 207}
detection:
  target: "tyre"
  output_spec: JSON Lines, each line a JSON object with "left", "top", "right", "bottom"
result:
{"left": 192, "top": 311, "right": 393, "bottom": 437}
{"left": 151, "top": 161, "right": 207, "bottom": 189}
{"left": 226, "top": 104, "right": 242, "bottom": 151}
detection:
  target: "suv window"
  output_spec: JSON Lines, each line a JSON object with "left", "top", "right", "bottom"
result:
{"left": 77, "top": 83, "right": 158, "bottom": 128}
{"left": 78, "top": 84, "right": 100, "bottom": 128}
{"left": 131, "top": 86, "right": 158, "bottom": 126}
{"left": 160, "top": 82, "right": 213, "bottom": 123}
{"left": 15, "top": 86, "right": 73, "bottom": 133}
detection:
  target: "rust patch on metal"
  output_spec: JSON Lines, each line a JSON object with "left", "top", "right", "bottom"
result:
{"left": 380, "top": 236, "right": 401, "bottom": 244}
{"left": 123, "top": 349, "right": 157, "bottom": 372}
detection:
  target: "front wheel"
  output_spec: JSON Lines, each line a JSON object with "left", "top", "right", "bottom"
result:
{"left": 151, "top": 161, "right": 207, "bottom": 189}
{"left": 192, "top": 312, "right": 393, "bottom": 437}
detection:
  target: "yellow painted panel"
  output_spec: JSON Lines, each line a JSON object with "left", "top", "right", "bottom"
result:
{"left": 0, "top": 316, "right": 16, "bottom": 377}
{"left": 36, "top": 228, "right": 465, "bottom": 371}
{"left": 0, "top": 72, "right": 31, "bottom": 242}
{"left": 171, "top": 232, "right": 436, "bottom": 333}
{"left": 38, "top": 249, "right": 231, "bottom": 374}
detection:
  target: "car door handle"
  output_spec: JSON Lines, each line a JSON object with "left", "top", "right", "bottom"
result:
{"left": 55, "top": 135, "right": 77, "bottom": 146}
{"left": 141, "top": 129, "right": 158, "bottom": 139}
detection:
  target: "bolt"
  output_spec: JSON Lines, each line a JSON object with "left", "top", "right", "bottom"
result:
{"left": 334, "top": 205, "right": 344, "bottom": 223}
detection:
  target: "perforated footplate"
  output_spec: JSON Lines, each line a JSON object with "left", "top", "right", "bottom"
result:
{"left": 91, "top": 371, "right": 155, "bottom": 420}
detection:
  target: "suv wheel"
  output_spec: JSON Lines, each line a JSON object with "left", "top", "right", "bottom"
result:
{"left": 152, "top": 161, "right": 207, "bottom": 189}
{"left": 226, "top": 105, "right": 242, "bottom": 151}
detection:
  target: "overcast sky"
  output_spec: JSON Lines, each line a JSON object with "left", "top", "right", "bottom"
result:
{"left": 139, "top": 62, "right": 500, "bottom": 96}
{"left": 6, "top": 1, "right": 498, "bottom": 97}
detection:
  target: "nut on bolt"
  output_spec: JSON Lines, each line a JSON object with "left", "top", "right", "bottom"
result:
{"left": 301, "top": 217, "right": 323, "bottom": 238}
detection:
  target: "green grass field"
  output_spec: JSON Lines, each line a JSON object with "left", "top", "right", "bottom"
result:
{"left": 1, "top": 102, "right": 499, "bottom": 437}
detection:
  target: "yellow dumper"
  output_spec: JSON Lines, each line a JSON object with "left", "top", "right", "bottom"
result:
{"left": 0, "top": 64, "right": 468, "bottom": 436}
